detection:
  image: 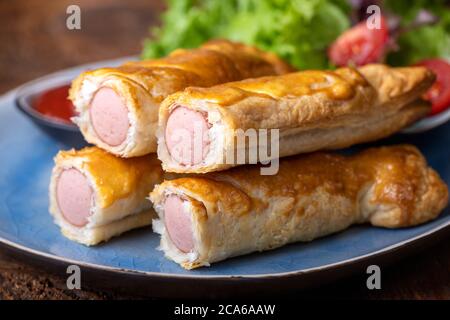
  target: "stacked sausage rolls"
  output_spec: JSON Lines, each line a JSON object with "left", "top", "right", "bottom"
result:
{"left": 69, "top": 40, "right": 292, "bottom": 157}
{"left": 51, "top": 40, "right": 292, "bottom": 245}
{"left": 49, "top": 39, "right": 449, "bottom": 269}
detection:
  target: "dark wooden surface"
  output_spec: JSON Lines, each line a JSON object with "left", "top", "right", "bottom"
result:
{"left": 0, "top": 0, "right": 449, "bottom": 300}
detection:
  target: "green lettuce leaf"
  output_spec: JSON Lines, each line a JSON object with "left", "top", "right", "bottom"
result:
{"left": 385, "top": 0, "right": 450, "bottom": 65}
{"left": 142, "top": 0, "right": 351, "bottom": 69}
{"left": 142, "top": 0, "right": 450, "bottom": 68}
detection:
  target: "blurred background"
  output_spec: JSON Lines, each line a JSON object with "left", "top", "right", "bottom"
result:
{"left": 0, "top": 0, "right": 164, "bottom": 93}
{"left": 2, "top": 0, "right": 449, "bottom": 93}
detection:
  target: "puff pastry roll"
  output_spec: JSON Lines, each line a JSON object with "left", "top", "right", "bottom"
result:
{"left": 150, "top": 145, "right": 448, "bottom": 269}
{"left": 49, "top": 147, "right": 164, "bottom": 245}
{"left": 158, "top": 64, "right": 435, "bottom": 173}
{"left": 69, "top": 40, "right": 292, "bottom": 157}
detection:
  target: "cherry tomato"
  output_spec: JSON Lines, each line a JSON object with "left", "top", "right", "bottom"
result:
{"left": 328, "top": 16, "right": 388, "bottom": 67}
{"left": 415, "top": 59, "right": 450, "bottom": 115}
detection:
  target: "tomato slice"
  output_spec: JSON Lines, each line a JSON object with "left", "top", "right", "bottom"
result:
{"left": 415, "top": 59, "right": 450, "bottom": 115}
{"left": 328, "top": 16, "right": 388, "bottom": 67}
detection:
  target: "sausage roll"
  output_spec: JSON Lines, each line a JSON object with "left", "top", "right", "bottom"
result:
{"left": 150, "top": 145, "right": 448, "bottom": 269}
{"left": 157, "top": 64, "right": 435, "bottom": 173}
{"left": 69, "top": 40, "right": 292, "bottom": 158}
{"left": 49, "top": 147, "right": 164, "bottom": 245}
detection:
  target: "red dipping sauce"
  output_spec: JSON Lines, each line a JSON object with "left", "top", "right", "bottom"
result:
{"left": 34, "top": 85, "right": 76, "bottom": 124}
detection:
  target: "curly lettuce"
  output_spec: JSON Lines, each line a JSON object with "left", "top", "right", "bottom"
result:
{"left": 142, "top": 0, "right": 351, "bottom": 69}
{"left": 385, "top": 0, "right": 450, "bottom": 65}
{"left": 142, "top": 0, "right": 450, "bottom": 68}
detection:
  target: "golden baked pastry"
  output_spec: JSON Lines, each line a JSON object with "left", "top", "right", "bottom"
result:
{"left": 49, "top": 147, "right": 164, "bottom": 245}
{"left": 150, "top": 145, "right": 448, "bottom": 269}
{"left": 157, "top": 64, "right": 435, "bottom": 173}
{"left": 69, "top": 40, "right": 292, "bottom": 158}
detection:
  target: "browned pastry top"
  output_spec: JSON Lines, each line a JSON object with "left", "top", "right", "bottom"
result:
{"left": 175, "top": 64, "right": 433, "bottom": 107}
{"left": 56, "top": 147, "right": 162, "bottom": 208}
{"left": 178, "top": 64, "right": 435, "bottom": 107}
{"left": 165, "top": 145, "right": 448, "bottom": 227}
{"left": 161, "top": 64, "right": 435, "bottom": 131}
{"left": 178, "top": 67, "right": 368, "bottom": 105}
{"left": 72, "top": 40, "right": 293, "bottom": 103}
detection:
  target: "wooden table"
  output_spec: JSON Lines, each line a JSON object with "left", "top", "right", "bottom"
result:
{"left": 1, "top": 0, "right": 449, "bottom": 300}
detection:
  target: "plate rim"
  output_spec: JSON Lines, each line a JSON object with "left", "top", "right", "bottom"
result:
{"left": 1, "top": 218, "right": 449, "bottom": 280}
{"left": 1, "top": 59, "right": 449, "bottom": 281}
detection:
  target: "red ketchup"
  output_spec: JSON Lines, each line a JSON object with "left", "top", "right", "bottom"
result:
{"left": 34, "top": 85, "right": 76, "bottom": 124}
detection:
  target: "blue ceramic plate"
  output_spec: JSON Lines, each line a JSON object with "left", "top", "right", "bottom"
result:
{"left": 1, "top": 59, "right": 449, "bottom": 297}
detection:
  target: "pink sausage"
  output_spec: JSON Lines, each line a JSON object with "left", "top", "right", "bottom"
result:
{"left": 164, "top": 195, "right": 194, "bottom": 253}
{"left": 56, "top": 169, "right": 93, "bottom": 227}
{"left": 165, "top": 106, "right": 210, "bottom": 166}
{"left": 89, "top": 87, "right": 130, "bottom": 146}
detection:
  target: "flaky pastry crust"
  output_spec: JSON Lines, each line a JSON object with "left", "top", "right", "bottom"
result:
{"left": 69, "top": 40, "right": 293, "bottom": 157}
{"left": 49, "top": 147, "right": 164, "bottom": 245}
{"left": 150, "top": 145, "right": 448, "bottom": 269}
{"left": 158, "top": 64, "right": 435, "bottom": 173}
